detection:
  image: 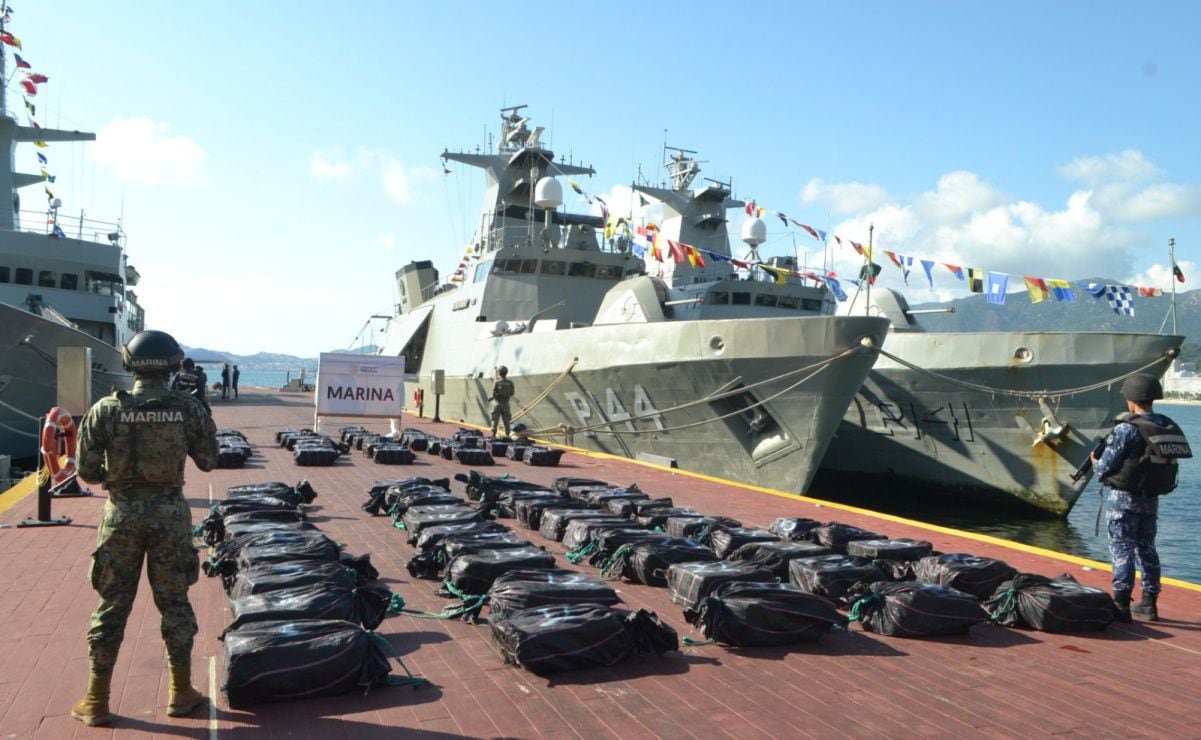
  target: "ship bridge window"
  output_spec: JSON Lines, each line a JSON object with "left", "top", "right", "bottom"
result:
{"left": 778, "top": 295, "right": 799, "bottom": 310}
{"left": 60, "top": 273, "right": 79, "bottom": 290}
{"left": 0, "top": 266, "right": 8, "bottom": 283}
{"left": 732, "top": 291, "right": 750, "bottom": 305}
{"left": 754, "top": 294, "right": 779, "bottom": 308}
{"left": 518, "top": 259, "right": 537, "bottom": 274}
{"left": 15, "top": 267, "right": 32, "bottom": 285}
{"left": 492, "top": 258, "right": 538, "bottom": 275}
{"left": 568, "top": 262, "right": 597, "bottom": 278}
{"left": 541, "top": 260, "right": 566, "bottom": 276}
{"left": 801, "top": 298, "right": 822, "bottom": 312}
{"left": 707, "top": 291, "right": 729, "bottom": 305}
{"left": 596, "top": 264, "right": 623, "bottom": 279}
{"left": 38, "top": 270, "right": 57, "bottom": 288}
{"left": 474, "top": 260, "right": 492, "bottom": 283}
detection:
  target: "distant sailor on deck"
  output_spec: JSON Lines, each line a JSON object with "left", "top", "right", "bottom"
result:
{"left": 1091, "top": 373, "right": 1192, "bottom": 622}
{"left": 71, "top": 330, "right": 218, "bottom": 726}
{"left": 488, "top": 365, "right": 515, "bottom": 439}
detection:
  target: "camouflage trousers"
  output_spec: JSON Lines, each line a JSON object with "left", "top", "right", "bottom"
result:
{"left": 87, "top": 490, "right": 200, "bottom": 675}
{"left": 1106, "top": 489, "right": 1161, "bottom": 596}
{"left": 491, "top": 403, "right": 512, "bottom": 435}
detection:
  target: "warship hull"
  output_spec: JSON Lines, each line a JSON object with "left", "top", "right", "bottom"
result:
{"left": 813, "top": 330, "right": 1184, "bottom": 515}
{"left": 414, "top": 314, "right": 888, "bottom": 494}
{"left": 0, "top": 302, "right": 131, "bottom": 462}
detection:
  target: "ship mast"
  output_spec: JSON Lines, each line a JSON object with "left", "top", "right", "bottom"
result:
{"left": 1168, "top": 237, "right": 1178, "bottom": 335}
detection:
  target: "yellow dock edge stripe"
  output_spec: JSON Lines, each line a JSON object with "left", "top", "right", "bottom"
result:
{"left": 0, "top": 473, "right": 38, "bottom": 516}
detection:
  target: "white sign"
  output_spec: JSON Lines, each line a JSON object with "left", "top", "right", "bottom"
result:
{"left": 315, "top": 353, "right": 407, "bottom": 418}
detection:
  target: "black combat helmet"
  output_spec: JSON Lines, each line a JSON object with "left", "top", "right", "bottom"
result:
{"left": 497, "top": 365, "right": 509, "bottom": 377}
{"left": 121, "top": 330, "right": 185, "bottom": 374}
{"left": 1120, "top": 373, "right": 1163, "bottom": 402}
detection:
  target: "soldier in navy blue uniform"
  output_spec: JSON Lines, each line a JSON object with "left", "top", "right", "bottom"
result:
{"left": 1091, "top": 373, "right": 1191, "bottom": 622}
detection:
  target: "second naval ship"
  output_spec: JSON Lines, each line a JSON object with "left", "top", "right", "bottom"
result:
{"left": 377, "top": 108, "right": 889, "bottom": 494}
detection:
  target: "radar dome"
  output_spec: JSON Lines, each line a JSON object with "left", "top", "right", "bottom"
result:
{"left": 741, "top": 217, "right": 766, "bottom": 247}
{"left": 534, "top": 177, "right": 563, "bottom": 208}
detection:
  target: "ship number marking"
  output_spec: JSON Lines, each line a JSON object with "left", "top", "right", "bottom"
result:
{"left": 564, "top": 385, "right": 665, "bottom": 431}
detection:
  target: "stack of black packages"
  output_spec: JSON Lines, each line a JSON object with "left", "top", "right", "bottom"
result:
{"left": 665, "top": 561, "right": 775, "bottom": 617}
{"left": 913, "top": 553, "right": 1019, "bottom": 601}
{"left": 522, "top": 446, "right": 565, "bottom": 467}
{"left": 209, "top": 481, "right": 424, "bottom": 707}
{"left": 849, "top": 582, "right": 990, "bottom": 637}
{"left": 398, "top": 428, "right": 431, "bottom": 452}
{"left": 984, "top": 573, "right": 1118, "bottom": 631}
{"left": 277, "top": 428, "right": 349, "bottom": 466}
{"left": 361, "top": 476, "right": 454, "bottom": 517}
{"left": 490, "top": 604, "right": 677, "bottom": 675}
{"left": 215, "top": 429, "right": 253, "bottom": 468}
{"left": 686, "top": 582, "right": 847, "bottom": 646}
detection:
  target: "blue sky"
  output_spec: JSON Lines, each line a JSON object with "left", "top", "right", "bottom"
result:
{"left": 8, "top": 1, "right": 1199, "bottom": 356}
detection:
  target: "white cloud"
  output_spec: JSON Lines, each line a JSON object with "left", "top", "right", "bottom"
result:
{"left": 1124, "top": 260, "right": 1195, "bottom": 290}
{"left": 914, "top": 171, "right": 1007, "bottom": 223}
{"left": 1057, "top": 149, "right": 1160, "bottom": 183}
{"left": 801, "top": 178, "right": 891, "bottom": 214}
{"left": 309, "top": 151, "right": 353, "bottom": 180}
{"left": 93, "top": 117, "right": 205, "bottom": 186}
{"left": 380, "top": 157, "right": 438, "bottom": 205}
{"left": 1105, "top": 183, "right": 1201, "bottom": 221}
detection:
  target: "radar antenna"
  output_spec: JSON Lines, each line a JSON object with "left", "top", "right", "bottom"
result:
{"left": 663, "top": 145, "right": 706, "bottom": 190}
{"left": 499, "top": 105, "right": 531, "bottom": 153}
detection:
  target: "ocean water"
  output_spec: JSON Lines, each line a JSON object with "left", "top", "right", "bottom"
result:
{"left": 842, "top": 403, "right": 1201, "bottom": 585}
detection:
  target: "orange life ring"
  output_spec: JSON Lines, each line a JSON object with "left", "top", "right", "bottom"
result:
{"left": 40, "top": 406, "right": 78, "bottom": 486}
{"left": 413, "top": 388, "right": 424, "bottom": 406}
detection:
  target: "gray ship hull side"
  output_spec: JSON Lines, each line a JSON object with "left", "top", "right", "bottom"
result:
{"left": 814, "top": 330, "right": 1184, "bottom": 515}
{"left": 416, "top": 314, "right": 889, "bottom": 494}
{"left": 0, "top": 302, "right": 131, "bottom": 461}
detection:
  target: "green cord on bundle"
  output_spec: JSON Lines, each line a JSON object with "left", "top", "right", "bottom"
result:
{"left": 368, "top": 632, "right": 430, "bottom": 688}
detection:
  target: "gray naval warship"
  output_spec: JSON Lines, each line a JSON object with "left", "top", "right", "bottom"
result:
{"left": 811, "top": 288, "right": 1183, "bottom": 516}
{"left": 378, "top": 108, "right": 889, "bottom": 494}
{"left": 0, "top": 48, "right": 140, "bottom": 462}
{"left": 621, "top": 148, "right": 1183, "bottom": 516}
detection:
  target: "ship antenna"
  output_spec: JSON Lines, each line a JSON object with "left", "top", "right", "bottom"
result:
{"left": 1169, "top": 237, "right": 1178, "bottom": 335}
{"left": 865, "top": 223, "right": 874, "bottom": 316}
{"left": 0, "top": 4, "right": 7, "bottom": 118}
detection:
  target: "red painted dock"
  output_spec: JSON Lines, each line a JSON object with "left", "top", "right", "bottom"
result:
{"left": 2, "top": 388, "right": 1200, "bottom": 738}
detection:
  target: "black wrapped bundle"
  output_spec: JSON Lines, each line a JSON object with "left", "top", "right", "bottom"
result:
{"left": 225, "top": 483, "right": 311, "bottom": 508}
{"left": 496, "top": 491, "right": 562, "bottom": 519}
{"left": 768, "top": 517, "right": 823, "bottom": 542}
{"left": 223, "top": 619, "right": 392, "bottom": 708}
{"left": 812, "top": 523, "right": 888, "bottom": 552}
{"left": 457, "top": 470, "right": 551, "bottom": 504}
{"left": 845, "top": 538, "right": 934, "bottom": 562}
{"left": 665, "top": 516, "right": 741, "bottom": 541}
{"left": 414, "top": 521, "right": 510, "bottom": 552}
{"left": 224, "top": 581, "right": 394, "bottom": 634}
{"left": 538, "top": 508, "right": 611, "bottom": 542}
{"left": 387, "top": 492, "right": 465, "bottom": 518}
{"left": 588, "top": 530, "right": 672, "bottom": 566}
{"left": 607, "top": 497, "right": 673, "bottom": 518}
{"left": 407, "top": 531, "right": 529, "bottom": 580}
{"left": 524, "top": 447, "right": 565, "bottom": 466}
{"left": 709, "top": 527, "right": 781, "bottom": 559}
{"left": 235, "top": 534, "right": 342, "bottom": 573}
{"left": 689, "top": 581, "right": 847, "bottom": 646}
{"left": 487, "top": 569, "right": 621, "bottom": 620}
{"left": 453, "top": 428, "right": 484, "bottom": 446}
{"left": 384, "top": 484, "right": 459, "bottom": 512}
{"left": 489, "top": 439, "right": 510, "bottom": 457}
{"left": 489, "top": 605, "right": 677, "bottom": 676}
{"left": 553, "top": 477, "right": 611, "bottom": 496}
{"left": 505, "top": 444, "right": 530, "bottom": 461}
{"left": 727, "top": 540, "right": 836, "bottom": 577}
{"left": 515, "top": 498, "right": 578, "bottom": 530}
{"left": 561, "top": 518, "right": 636, "bottom": 551}
{"left": 984, "top": 573, "right": 1117, "bottom": 632}
{"left": 213, "top": 497, "right": 302, "bottom": 520}
{"left": 205, "top": 530, "right": 338, "bottom": 583}
{"left": 914, "top": 553, "right": 1019, "bottom": 600}
{"left": 228, "top": 561, "right": 362, "bottom": 599}
{"left": 455, "top": 448, "right": 495, "bottom": 465}
{"left": 374, "top": 446, "right": 416, "bottom": 465}
{"left": 340, "top": 426, "right": 369, "bottom": 444}
{"left": 605, "top": 538, "right": 720, "bottom": 587}
{"left": 635, "top": 507, "right": 701, "bottom": 529}
{"left": 223, "top": 519, "right": 318, "bottom": 543}
{"left": 294, "top": 445, "right": 340, "bottom": 467}
{"left": 198, "top": 507, "right": 307, "bottom": 546}
{"left": 403, "top": 506, "right": 488, "bottom": 545}
{"left": 788, "top": 555, "right": 888, "bottom": 605}
{"left": 665, "top": 561, "right": 775, "bottom": 613}
{"left": 582, "top": 488, "right": 648, "bottom": 507}
{"left": 443, "top": 546, "right": 556, "bottom": 596}
{"left": 850, "top": 581, "right": 989, "bottom": 637}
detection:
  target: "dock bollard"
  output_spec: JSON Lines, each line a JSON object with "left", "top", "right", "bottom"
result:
{"left": 18, "top": 469, "right": 71, "bottom": 528}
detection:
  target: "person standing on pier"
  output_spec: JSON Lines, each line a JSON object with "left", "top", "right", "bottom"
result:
{"left": 1091, "top": 373, "right": 1192, "bottom": 622}
{"left": 220, "top": 363, "right": 231, "bottom": 399}
{"left": 232, "top": 364, "right": 240, "bottom": 399}
{"left": 70, "top": 330, "right": 219, "bottom": 726}
{"left": 488, "top": 365, "right": 515, "bottom": 439}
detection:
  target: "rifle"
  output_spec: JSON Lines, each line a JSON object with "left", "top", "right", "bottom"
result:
{"left": 1071, "top": 438, "right": 1107, "bottom": 483}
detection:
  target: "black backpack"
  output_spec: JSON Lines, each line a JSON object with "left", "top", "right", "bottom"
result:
{"left": 1127, "top": 415, "right": 1192, "bottom": 495}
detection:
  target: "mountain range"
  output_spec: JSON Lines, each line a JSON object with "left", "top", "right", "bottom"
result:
{"left": 179, "top": 283, "right": 1196, "bottom": 366}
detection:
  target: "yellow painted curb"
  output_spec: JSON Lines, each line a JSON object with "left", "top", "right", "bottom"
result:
{"left": 0, "top": 472, "right": 38, "bottom": 516}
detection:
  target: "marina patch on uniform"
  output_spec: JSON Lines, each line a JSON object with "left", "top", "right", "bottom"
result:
{"left": 119, "top": 410, "right": 185, "bottom": 423}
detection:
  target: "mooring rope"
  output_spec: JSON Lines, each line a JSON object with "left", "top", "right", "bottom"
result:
{"left": 867, "top": 345, "right": 1176, "bottom": 400}
{"left": 510, "top": 358, "right": 579, "bottom": 423}
{"left": 524, "top": 345, "right": 863, "bottom": 438}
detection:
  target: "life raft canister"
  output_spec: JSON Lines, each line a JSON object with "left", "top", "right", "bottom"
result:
{"left": 40, "top": 406, "right": 78, "bottom": 486}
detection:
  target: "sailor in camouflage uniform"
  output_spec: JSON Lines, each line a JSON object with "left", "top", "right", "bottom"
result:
{"left": 1091, "top": 373, "right": 1188, "bottom": 623}
{"left": 488, "top": 365, "right": 516, "bottom": 439}
{"left": 71, "top": 330, "right": 218, "bottom": 726}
